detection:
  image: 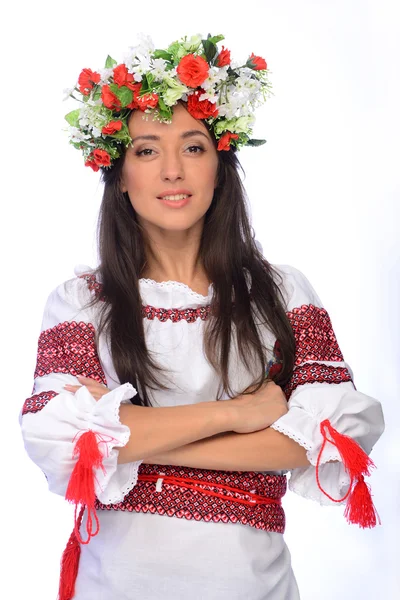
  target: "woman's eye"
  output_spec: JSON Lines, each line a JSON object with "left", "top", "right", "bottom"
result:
{"left": 136, "top": 148, "right": 154, "bottom": 156}
{"left": 187, "top": 145, "right": 204, "bottom": 153}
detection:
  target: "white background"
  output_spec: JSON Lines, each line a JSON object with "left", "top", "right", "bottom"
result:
{"left": 3, "top": 1, "right": 399, "bottom": 598}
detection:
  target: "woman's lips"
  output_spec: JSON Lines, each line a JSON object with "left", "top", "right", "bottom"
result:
{"left": 159, "top": 195, "right": 191, "bottom": 208}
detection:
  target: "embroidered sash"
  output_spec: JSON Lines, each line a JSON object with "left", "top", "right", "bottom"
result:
{"left": 95, "top": 463, "right": 287, "bottom": 534}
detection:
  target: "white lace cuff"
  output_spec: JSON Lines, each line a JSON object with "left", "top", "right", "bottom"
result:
{"left": 20, "top": 382, "right": 143, "bottom": 504}
{"left": 270, "top": 405, "right": 351, "bottom": 505}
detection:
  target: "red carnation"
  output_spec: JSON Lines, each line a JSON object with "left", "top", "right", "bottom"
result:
{"left": 132, "top": 85, "right": 159, "bottom": 111}
{"left": 78, "top": 68, "right": 101, "bottom": 96}
{"left": 113, "top": 64, "right": 136, "bottom": 89}
{"left": 177, "top": 53, "right": 209, "bottom": 88}
{"left": 216, "top": 46, "right": 231, "bottom": 68}
{"left": 101, "top": 85, "right": 121, "bottom": 111}
{"left": 84, "top": 158, "right": 100, "bottom": 172}
{"left": 92, "top": 149, "right": 111, "bottom": 167}
{"left": 187, "top": 90, "right": 218, "bottom": 120}
{"left": 102, "top": 120, "right": 123, "bottom": 135}
{"left": 217, "top": 132, "right": 239, "bottom": 151}
{"left": 247, "top": 53, "right": 267, "bottom": 71}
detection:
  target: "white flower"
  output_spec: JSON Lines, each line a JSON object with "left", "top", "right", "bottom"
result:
{"left": 199, "top": 91, "right": 218, "bottom": 104}
{"left": 69, "top": 126, "right": 91, "bottom": 143}
{"left": 182, "top": 34, "right": 202, "bottom": 53}
{"left": 136, "top": 33, "right": 155, "bottom": 54}
{"left": 151, "top": 58, "right": 168, "bottom": 82}
{"left": 63, "top": 87, "right": 75, "bottom": 101}
{"left": 91, "top": 126, "right": 102, "bottom": 138}
{"left": 201, "top": 66, "right": 229, "bottom": 93}
{"left": 132, "top": 56, "right": 151, "bottom": 82}
{"left": 97, "top": 67, "right": 114, "bottom": 84}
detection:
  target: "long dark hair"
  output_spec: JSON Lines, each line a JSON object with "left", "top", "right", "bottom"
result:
{"left": 86, "top": 105, "right": 296, "bottom": 406}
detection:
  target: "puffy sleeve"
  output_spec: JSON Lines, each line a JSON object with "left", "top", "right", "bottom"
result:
{"left": 269, "top": 264, "right": 385, "bottom": 526}
{"left": 19, "top": 270, "right": 144, "bottom": 541}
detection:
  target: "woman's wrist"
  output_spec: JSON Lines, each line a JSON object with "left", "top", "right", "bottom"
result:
{"left": 214, "top": 397, "right": 241, "bottom": 433}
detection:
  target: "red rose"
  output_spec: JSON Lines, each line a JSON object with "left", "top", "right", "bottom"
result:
{"left": 102, "top": 120, "right": 123, "bottom": 135}
{"left": 216, "top": 46, "right": 231, "bottom": 68}
{"left": 78, "top": 68, "right": 101, "bottom": 96}
{"left": 187, "top": 90, "right": 218, "bottom": 120}
{"left": 247, "top": 53, "right": 267, "bottom": 71}
{"left": 113, "top": 64, "right": 136, "bottom": 89}
{"left": 101, "top": 85, "right": 121, "bottom": 111}
{"left": 84, "top": 158, "right": 100, "bottom": 172}
{"left": 217, "top": 132, "right": 239, "bottom": 151}
{"left": 92, "top": 149, "right": 111, "bottom": 167}
{"left": 177, "top": 53, "right": 209, "bottom": 88}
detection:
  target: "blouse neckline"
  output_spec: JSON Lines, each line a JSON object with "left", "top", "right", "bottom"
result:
{"left": 138, "top": 278, "right": 214, "bottom": 301}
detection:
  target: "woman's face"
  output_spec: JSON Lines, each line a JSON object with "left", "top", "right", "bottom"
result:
{"left": 121, "top": 102, "right": 219, "bottom": 233}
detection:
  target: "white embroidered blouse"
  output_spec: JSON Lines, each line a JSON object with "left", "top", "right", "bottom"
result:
{"left": 19, "top": 261, "right": 385, "bottom": 600}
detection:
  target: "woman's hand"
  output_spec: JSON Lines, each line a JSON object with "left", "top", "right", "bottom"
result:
{"left": 63, "top": 375, "right": 111, "bottom": 401}
{"left": 225, "top": 378, "right": 288, "bottom": 434}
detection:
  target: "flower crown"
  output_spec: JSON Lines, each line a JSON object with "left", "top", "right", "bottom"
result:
{"left": 64, "top": 33, "right": 273, "bottom": 172}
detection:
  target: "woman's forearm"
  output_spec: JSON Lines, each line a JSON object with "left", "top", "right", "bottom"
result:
{"left": 116, "top": 400, "right": 232, "bottom": 464}
{"left": 142, "top": 427, "right": 311, "bottom": 471}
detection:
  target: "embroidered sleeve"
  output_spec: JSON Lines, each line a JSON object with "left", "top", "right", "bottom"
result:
{"left": 19, "top": 272, "right": 144, "bottom": 526}
{"left": 270, "top": 265, "right": 385, "bottom": 526}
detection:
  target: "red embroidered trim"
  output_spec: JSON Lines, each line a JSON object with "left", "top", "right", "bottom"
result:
{"left": 77, "top": 273, "right": 105, "bottom": 301}
{"left": 287, "top": 304, "right": 345, "bottom": 364}
{"left": 95, "top": 463, "right": 287, "bottom": 534}
{"left": 142, "top": 305, "right": 211, "bottom": 322}
{"left": 34, "top": 321, "right": 107, "bottom": 385}
{"left": 283, "top": 362, "right": 353, "bottom": 399}
{"left": 22, "top": 391, "right": 57, "bottom": 415}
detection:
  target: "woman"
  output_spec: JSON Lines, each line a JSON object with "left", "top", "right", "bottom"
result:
{"left": 19, "top": 33, "right": 385, "bottom": 599}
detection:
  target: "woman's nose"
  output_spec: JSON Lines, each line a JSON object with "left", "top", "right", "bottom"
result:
{"left": 160, "top": 153, "right": 184, "bottom": 181}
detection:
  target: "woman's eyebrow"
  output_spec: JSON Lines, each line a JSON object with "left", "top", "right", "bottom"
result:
{"left": 131, "top": 130, "right": 210, "bottom": 143}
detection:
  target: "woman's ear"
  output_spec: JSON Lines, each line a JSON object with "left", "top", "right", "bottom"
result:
{"left": 120, "top": 177, "right": 127, "bottom": 194}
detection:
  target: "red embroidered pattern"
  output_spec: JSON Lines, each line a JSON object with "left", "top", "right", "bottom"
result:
{"left": 283, "top": 363, "right": 353, "bottom": 399}
{"left": 22, "top": 391, "right": 57, "bottom": 415}
{"left": 287, "top": 304, "right": 344, "bottom": 364}
{"left": 79, "top": 273, "right": 212, "bottom": 322}
{"left": 283, "top": 304, "right": 353, "bottom": 399}
{"left": 77, "top": 273, "right": 105, "bottom": 301}
{"left": 34, "top": 321, "right": 107, "bottom": 384}
{"left": 95, "top": 463, "right": 287, "bottom": 533}
{"left": 142, "top": 304, "right": 211, "bottom": 322}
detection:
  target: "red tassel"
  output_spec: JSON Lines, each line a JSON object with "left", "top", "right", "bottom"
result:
{"left": 344, "top": 475, "right": 381, "bottom": 529}
{"left": 316, "top": 419, "right": 380, "bottom": 529}
{"left": 59, "top": 429, "right": 119, "bottom": 598}
{"left": 65, "top": 429, "right": 106, "bottom": 543}
{"left": 58, "top": 506, "right": 85, "bottom": 600}
{"left": 321, "top": 420, "right": 375, "bottom": 479}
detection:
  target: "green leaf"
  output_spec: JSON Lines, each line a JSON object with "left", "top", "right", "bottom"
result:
{"left": 113, "top": 85, "right": 133, "bottom": 107}
{"left": 246, "top": 139, "right": 266, "bottom": 146}
{"left": 92, "top": 89, "right": 102, "bottom": 102}
{"left": 65, "top": 109, "right": 81, "bottom": 127}
{"left": 207, "top": 34, "right": 224, "bottom": 45}
{"left": 202, "top": 39, "right": 218, "bottom": 64}
{"left": 153, "top": 49, "right": 173, "bottom": 62}
{"left": 140, "top": 74, "right": 150, "bottom": 94}
{"left": 156, "top": 97, "right": 172, "bottom": 119}
{"left": 167, "top": 41, "right": 180, "bottom": 59}
{"left": 105, "top": 55, "right": 117, "bottom": 68}
{"left": 158, "top": 96, "right": 168, "bottom": 112}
